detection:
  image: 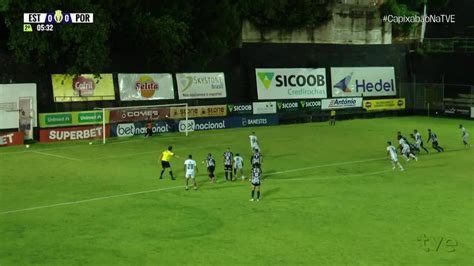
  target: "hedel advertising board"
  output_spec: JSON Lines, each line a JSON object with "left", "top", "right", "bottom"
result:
{"left": 331, "top": 67, "right": 396, "bottom": 98}
{"left": 256, "top": 68, "right": 327, "bottom": 100}
{"left": 39, "top": 125, "right": 110, "bottom": 143}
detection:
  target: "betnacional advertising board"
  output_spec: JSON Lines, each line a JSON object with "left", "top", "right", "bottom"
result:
{"left": 331, "top": 67, "right": 396, "bottom": 98}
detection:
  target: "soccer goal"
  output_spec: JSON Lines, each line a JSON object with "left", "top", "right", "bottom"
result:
{"left": 95, "top": 103, "right": 189, "bottom": 144}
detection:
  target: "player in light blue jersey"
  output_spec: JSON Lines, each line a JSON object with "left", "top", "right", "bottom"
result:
{"left": 459, "top": 124, "right": 470, "bottom": 148}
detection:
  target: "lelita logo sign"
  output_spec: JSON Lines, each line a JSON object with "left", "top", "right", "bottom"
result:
{"left": 135, "top": 75, "right": 158, "bottom": 98}
{"left": 72, "top": 75, "right": 95, "bottom": 96}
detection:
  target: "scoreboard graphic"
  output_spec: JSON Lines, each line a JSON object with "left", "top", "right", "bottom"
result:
{"left": 23, "top": 10, "right": 93, "bottom": 32}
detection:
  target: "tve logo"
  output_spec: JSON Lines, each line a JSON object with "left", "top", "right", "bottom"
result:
{"left": 256, "top": 68, "right": 327, "bottom": 100}
{"left": 331, "top": 67, "right": 396, "bottom": 97}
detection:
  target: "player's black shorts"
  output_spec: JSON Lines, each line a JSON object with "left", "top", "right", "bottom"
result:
{"left": 433, "top": 141, "right": 439, "bottom": 146}
{"left": 330, "top": 115, "right": 336, "bottom": 119}
{"left": 252, "top": 163, "right": 261, "bottom": 168}
{"left": 161, "top": 161, "right": 171, "bottom": 168}
{"left": 207, "top": 166, "right": 215, "bottom": 174}
{"left": 224, "top": 164, "right": 232, "bottom": 171}
{"left": 252, "top": 182, "right": 261, "bottom": 186}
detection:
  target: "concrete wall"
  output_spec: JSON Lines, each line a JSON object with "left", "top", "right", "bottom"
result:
{"left": 242, "top": 1, "right": 391, "bottom": 44}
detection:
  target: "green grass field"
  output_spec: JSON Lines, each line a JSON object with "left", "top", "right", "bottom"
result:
{"left": 0, "top": 116, "right": 473, "bottom": 265}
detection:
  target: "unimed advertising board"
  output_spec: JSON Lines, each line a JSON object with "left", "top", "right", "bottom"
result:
{"left": 331, "top": 67, "right": 396, "bottom": 97}
{"left": 256, "top": 68, "right": 327, "bottom": 100}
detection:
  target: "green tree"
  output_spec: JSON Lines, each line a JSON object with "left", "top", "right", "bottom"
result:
{"left": 3, "top": 0, "right": 111, "bottom": 74}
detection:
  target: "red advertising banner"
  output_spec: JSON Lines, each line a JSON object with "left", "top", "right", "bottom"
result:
{"left": 0, "top": 131, "right": 24, "bottom": 146}
{"left": 39, "top": 125, "right": 110, "bottom": 143}
{"left": 109, "top": 107, "right": 171, "bottom": 123}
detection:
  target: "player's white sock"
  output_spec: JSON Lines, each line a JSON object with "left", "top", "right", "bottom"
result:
{"left": 397, "top": 162, "right": 404, "bottom": 171}
{"left": 410, "top": 154, "right": 418, "bottom": 161}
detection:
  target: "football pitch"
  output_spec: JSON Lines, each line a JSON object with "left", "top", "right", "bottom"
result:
{"left": 0, "top": 116, "right": 473, "bottom": 265}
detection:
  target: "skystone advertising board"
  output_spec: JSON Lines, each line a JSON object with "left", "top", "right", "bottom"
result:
{"left": 331, "top": 67, "right": 396, "bottom": 98}
{"left": 170, "top": 105, "right": 227, "bottom": 119}
{"left": 176, "top": 73, "right": 227, "bottom": 99}
{"left": 39, "top": 111, "right": 108, "bottom": 128}
{"left": 256, "top": 68, "right": 327, "bottom": 100}
{"left": 118, "top": 73, "right": 175, "bottom": 101}
{"left": 321, "top": 98, "right": 363, "bottom": 110}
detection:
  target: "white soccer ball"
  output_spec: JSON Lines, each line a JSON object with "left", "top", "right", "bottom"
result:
{"left": 25, "top": 145, "right": 30, "bottom": 148}
{"left": 89, "top": 142, "right": 92, "bottom": 145}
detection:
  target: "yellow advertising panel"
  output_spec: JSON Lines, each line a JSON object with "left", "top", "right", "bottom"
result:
{"left": 363, "top": 98, "right": 405, "bottom": 111}
{"left": 52, "top": 74, "right": 115, "bottom": 102}
{"left": 170, "top": 105, "right": 227, "bottom": 119}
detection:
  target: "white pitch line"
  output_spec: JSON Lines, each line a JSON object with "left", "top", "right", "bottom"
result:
{"left": 1, "top": 186, "right": 183, "bottom": 214}
{"left": 0, "top": 157, "right": 391, "bottom": 215}
{"left": 32, "top": 151, "right": 82, "bottom": 161}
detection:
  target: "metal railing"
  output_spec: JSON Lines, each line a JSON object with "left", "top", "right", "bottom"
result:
{"left": 420, "top": 38, "right": 474, "bottom": 53}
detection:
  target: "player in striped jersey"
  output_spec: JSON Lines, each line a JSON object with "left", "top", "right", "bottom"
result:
{"left": 412, "top": 129, "right": 429, "bottom": 154}
{"left": 427, "top": 129, "right": 444, "bottom": 152}
{"left": 459, "top": 125, "right": 470, "bottom": 148}
{"left": 249, "top": 165, "right": 263, "bottom": 202}
{"left": 203, "top": 153, "right": 216, "bottom": 183}
{"left": 251, "top": 149, "right": 262, "bottom": 168}
{"left": 223, "top": 148, "right": 234, "bottom": 181}
{"left": 387, "top": 141, "right": 404, "bottom": 171}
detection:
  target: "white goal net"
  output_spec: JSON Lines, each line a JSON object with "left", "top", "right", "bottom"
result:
{"left": 95, "top": 103, "right": 189, "bottom": 144}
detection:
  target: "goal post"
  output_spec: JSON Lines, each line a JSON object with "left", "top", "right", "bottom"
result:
{"left": 95, "top": 103, "right": 189, "bottom": 144}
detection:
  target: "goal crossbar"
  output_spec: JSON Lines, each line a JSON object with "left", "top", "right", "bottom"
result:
{"left": 94, "top": 103, "right": 189, "bottom": 144}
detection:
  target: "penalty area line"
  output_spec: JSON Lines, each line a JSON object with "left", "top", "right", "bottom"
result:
{"left": 32, "top": 151, "right": 82, "bottom": 161}
{"left": 0, "top": 157, "right": 391, "bottom": 215}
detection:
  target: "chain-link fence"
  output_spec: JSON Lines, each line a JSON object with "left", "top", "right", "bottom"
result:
{"left": 400, "top": 82, "right": 473, "bottom": 117}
